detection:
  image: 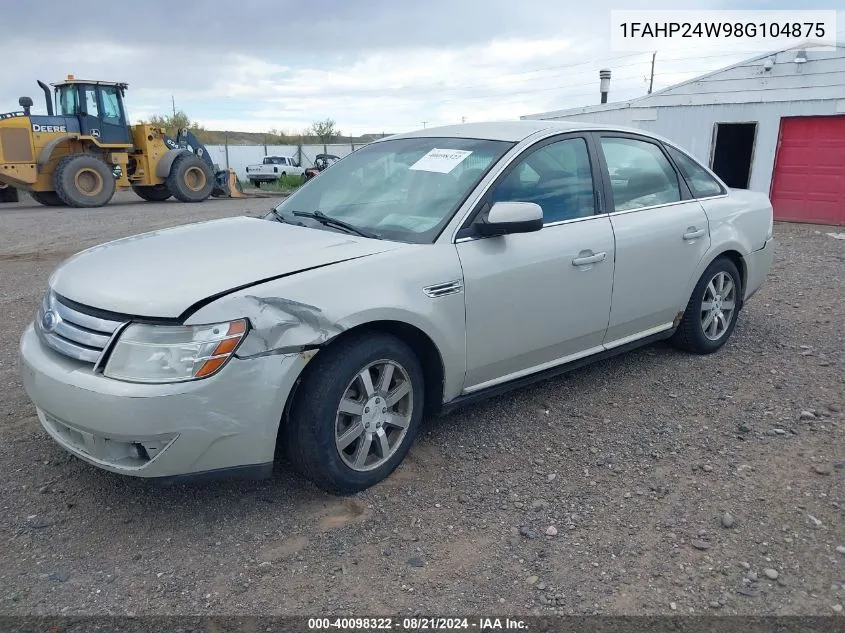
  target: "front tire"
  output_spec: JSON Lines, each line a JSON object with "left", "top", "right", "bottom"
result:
{"left": 132, "top": 184, "right": 172, "bottom": 202}
{"left": 53, "top": 155, "right": 116, "bottom": 208}
{"left": 166, "top": 153, "right": 213, "bottom": 202}
{"left": 285, "top": 332, "right": 425, "bottom": 494}
{"left": 672, "top": 257, "right": 742, "bottom": 354}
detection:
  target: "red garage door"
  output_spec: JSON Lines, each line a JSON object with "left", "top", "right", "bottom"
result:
{"left": 770, "top": 116, "right": 845, "bottom": 226}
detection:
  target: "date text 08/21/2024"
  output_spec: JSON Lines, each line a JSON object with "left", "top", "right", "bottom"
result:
{"left": 307, "top": 617, "right": 528, "bottom": 630}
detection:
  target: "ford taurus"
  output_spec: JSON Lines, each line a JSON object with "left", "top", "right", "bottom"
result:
{"left": 20, "top": 121, "right": 774, "bottom": 494}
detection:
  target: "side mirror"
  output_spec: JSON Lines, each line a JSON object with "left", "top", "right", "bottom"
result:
{"left": 477, "top": 201, "right": 543, "bottom": 237}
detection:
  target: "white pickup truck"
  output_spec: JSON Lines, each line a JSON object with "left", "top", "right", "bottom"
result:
{"left": 245, "top": 156, "right": 305, "bottom": 186}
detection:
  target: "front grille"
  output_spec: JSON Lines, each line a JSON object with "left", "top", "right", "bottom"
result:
{"left": 36, "top": 292, "right": 126, "bottom": 364}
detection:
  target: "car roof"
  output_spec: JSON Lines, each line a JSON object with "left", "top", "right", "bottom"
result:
{"left": 383, "top": 120, "right": 657, "bottom": 143}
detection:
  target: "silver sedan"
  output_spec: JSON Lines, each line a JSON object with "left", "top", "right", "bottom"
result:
{"left": 20, "top": 121, "right": 774, "bottom": 493}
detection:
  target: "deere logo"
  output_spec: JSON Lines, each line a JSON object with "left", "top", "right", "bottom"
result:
{"left": 32, "top": 124, "right": 67, "bottom": 133}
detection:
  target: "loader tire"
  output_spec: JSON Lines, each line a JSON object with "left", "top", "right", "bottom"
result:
{"left": 132, "top": 184, "right": 172, "bottom": 202}
{"left": 53, "top": 155, "right": 116, "bottom": 208}
{"left": 0, "top": 185, "right": 19, "bottom": 203}
{"left": 30, "top": 191, "right": 65, "bottom": 206}
{"left": 166, "top": 153, "right": 213, "bottom": 203}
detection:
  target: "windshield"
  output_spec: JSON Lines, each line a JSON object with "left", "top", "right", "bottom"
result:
{"left": 269, "top": 137, "right": 513, "bottom": 243}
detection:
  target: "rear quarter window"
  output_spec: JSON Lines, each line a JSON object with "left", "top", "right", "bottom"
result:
{"left": 666, "top": 146, "right": 726, "bottom": 198}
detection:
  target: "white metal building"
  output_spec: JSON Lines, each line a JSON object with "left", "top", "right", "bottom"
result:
{"left": 522, "top": 45, "right": 845, "bottom": 225}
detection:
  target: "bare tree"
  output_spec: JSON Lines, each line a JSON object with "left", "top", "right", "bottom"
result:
{"left": 308, "top": 118, "right": 340, "bottom": 143}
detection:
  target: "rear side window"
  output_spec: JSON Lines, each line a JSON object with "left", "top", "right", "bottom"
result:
{"left": 666, "top": 146, "right": 725, "bottom": 198}
{"left": 600, "top": 137, "right": 681, "bottom": 211}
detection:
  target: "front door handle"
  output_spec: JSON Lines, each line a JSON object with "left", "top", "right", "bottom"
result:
{"left": 683, "top": 227, "right": 707, "bottom": 240}
{"left": 572, "top": 251, "right": 607, "bottom": 266}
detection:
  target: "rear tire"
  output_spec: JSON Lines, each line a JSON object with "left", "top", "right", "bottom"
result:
{"left": 285, "top": 332, "right": 425, "bottom": 495}
{"left": 253, "top": 180, "right": 261, "bottom": 188}
{"left": 53, "top": 155, "right": 116, "bottom": 208}
{"left": 30, "top": 191, "right": 65, "bottom": 206}
{"left": 671, "top": 257, "right": 742, "bottom": 354}
{"left": 132, "top": 184, "right": 172, "bottom": 202}
{"left": 166, "top": 153, "right": 213, "bottom": 202}
{"left": 0, "top": 185, "right": 19, "bottom": 203}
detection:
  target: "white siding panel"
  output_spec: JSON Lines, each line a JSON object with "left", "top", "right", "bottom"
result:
{"left": 523, "top": 47, "right": 845, "bottom": 120}
{"left": 642, "top": 85, "right": 845, "bottom": 107}
{"left": 547, "top": 100, "right": 842, "bottom": 195}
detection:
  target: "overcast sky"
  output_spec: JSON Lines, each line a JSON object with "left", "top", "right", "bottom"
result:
{"left": 1, "top": 1, "right": 842, "bottom": 135}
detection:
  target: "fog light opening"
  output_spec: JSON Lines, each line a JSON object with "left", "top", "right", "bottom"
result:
{"left": 130, "top": 443, "right": 150, "bottom": 461}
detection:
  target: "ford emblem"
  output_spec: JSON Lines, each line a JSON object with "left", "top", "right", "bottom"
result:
{"left": 41, "top": 309, "right": 60, "bottom": 333}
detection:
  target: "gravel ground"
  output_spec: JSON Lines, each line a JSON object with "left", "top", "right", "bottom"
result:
{"left": 0, "top": 191, "right": 843, "bottom": 617}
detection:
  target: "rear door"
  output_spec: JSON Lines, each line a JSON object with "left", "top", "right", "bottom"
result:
{"left": 456, "top": 134, "right": 616, "bottom": 391}
{"left": 594, "top": 133, "right": 711, "bottom": 345}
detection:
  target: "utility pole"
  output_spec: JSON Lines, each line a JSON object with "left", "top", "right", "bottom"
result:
{"left": 171, "top": 95, "right": 176, "bottom": 117}
{"left": 422, "top": 121, "right": 428, "bottom": 128}
{"left": 648, "top": 51, "right": 656, "bottom": 94}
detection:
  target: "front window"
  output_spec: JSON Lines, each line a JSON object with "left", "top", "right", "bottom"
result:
{"left": 491, "top": 137, "right": 596, "bottom": 224}
{"left": 100, "top": 86, "right": 123, "bottom": 122}
{"left": 83, "top": 87, "right": 99, "bottom": 117}
{"left": 55, "top": 85, "right": 80, "bottom": 116}
{"left": 268, "top": 137, "right": 513, "bottom": 243}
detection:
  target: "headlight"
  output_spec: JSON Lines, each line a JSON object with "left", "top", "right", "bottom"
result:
{"left": 103, "top": 319, "right": 247, "bottom": 383}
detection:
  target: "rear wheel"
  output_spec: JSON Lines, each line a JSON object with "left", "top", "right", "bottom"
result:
{"left": 30, "top": 191, "right": 65, "bottom": 206}
{"left": 0, "top": 185, "right": 19, "bottom": 203}
{"left": 53, "top": 155, "right": 116, "bottom": 208}
{"left": 166, "top": 153, "right": 213, "bottom": 202}
{"left": 285, "top": 332, "right": 424, "bottom": 495}
{"left": 253, "top": 180, "right": 261, "bottom": 188}
{"left": 672, "top": 257, "right": 742, "bottom": 354}
{"left": 132, "top": 184, "right": 172, "bottom": 202}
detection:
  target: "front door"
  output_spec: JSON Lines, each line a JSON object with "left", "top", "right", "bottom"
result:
{"left": 456, "top": 135, "right": 616, "bottom": 391}
{"left": 595, "top": 133, "right": 711, "bottom": 344}
{"left": 78, "top": 84, "right": 131, "bottom": 145}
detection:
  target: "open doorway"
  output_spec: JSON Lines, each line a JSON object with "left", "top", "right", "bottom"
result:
{"left": 710, "top": 122, "right": 757, "bottom": 189}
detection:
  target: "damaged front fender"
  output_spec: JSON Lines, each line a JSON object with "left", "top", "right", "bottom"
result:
{"left": 235, "top": 295, "right": 345, "bottom": 358}
{"left": 185, "top": 293, "right": 344, "bottom": 359}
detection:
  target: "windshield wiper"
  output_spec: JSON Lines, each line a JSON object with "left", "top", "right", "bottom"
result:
{"left": 291, "top": 210, "right": 378, "bottom": 239}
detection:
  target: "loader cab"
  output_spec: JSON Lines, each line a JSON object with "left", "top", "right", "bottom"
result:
{"left": 53, "top": 78, "right": 131, "bottom": 146}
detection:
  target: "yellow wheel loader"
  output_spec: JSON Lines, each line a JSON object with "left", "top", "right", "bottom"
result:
{"left": 0, "top": 76, "right": 242, "bottom": 208}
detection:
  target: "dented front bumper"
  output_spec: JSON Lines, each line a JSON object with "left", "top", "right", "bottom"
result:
{"left": 19, "top": 324, "right": 310, "bottom": 479}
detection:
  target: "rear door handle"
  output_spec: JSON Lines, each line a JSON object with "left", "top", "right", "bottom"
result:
{"left": 572, "top": 251, "right": 607, "bottom": 266}
{"left": 683, "top": 227, "right": 707, "bottom": 240}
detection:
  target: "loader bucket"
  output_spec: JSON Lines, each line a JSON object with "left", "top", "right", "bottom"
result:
{"left": 211, "top": 168, "right": 245, "bottom": 198}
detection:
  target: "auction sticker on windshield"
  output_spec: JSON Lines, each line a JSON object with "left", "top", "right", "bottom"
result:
{"left": 409, "top": 148, "right": 472, "bottom": 174}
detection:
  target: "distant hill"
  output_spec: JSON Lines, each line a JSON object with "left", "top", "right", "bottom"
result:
{"left": 195, "top": 131, "right": 393, "bottom": 146}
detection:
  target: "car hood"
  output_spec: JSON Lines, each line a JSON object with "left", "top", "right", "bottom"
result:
{"left": 49, "top": 216, "right": 403, "bottom": 318}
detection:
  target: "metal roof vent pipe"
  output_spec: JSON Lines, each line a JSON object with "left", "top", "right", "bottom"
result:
{"left": 600, "top": 69, "right": 611, "bottom": 104}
